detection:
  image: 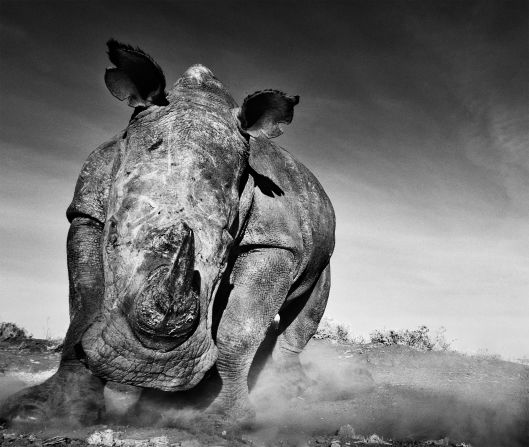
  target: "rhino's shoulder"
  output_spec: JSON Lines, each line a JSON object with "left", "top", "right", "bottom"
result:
{"left": 249, "top": 137, "right": 333, "bottom": 211}
{"left": 243, "top": 137, "right": 335, "bottom": 270}
{"left": 66, "top": 133, "right": 122, "bottom": 224}
{"left": 249, "top": 137, "right": 309, "bottom": 188}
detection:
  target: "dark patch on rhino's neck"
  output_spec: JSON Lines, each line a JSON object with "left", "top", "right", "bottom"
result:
{"left": 248, "top": 166, "right": 284, "bottom": 198}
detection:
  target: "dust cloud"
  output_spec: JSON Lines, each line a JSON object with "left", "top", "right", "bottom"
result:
{"left": 101, "top": 340, "right": 528, "bottom": 446}
{"left": 1, "top": 335, "right": 527, "bottom": 447}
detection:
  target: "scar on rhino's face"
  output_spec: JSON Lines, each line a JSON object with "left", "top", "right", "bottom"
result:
{"left": 147, "top": 138, "right": 164, "bottom": 152}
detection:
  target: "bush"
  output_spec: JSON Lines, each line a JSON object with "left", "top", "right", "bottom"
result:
{"left": 314, "top": 318, "right": 452, "bottom": 351}
{"left": 314, "top": 317, "right": 365, "bottom": 344}
{"left": 0, "top": 322, "right": 29, "bottom": 341}
{"left": 369, "top": 325, "right": 451, "bottom": 351}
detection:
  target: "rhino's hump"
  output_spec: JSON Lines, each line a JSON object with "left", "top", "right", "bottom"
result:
{"left": 66, "top": 134, "right": 121, "bottom": 224}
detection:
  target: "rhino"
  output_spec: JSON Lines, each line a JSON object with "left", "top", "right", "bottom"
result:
{"left": 1, "top": 40, "right": 335, "bottom": 425}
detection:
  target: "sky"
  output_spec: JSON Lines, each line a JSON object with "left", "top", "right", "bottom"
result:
{"left": 0, "top": 0, "right": 527, "bottom": 359}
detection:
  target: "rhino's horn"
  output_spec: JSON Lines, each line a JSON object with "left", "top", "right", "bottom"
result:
{"left": 132, "top": 224, "right": 199, "bottom": 351}
{"left": 166, "top": 223, "right": 195, "bottom": 300}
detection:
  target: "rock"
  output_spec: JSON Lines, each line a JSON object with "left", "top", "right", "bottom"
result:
{"left": 330, "top": 440, "right": 341, "bottom": 447}
{"left": 145, "top": 436, "right": 170, "bottom": 446}
{"left": 87, "top": 429, "right": 120, "bottom": 446}
{"left": 425, "top": 439, "right": 450, "bottom": 446}
{"left": 365, "top": 434, "right": 391, "bottom": 445}
{"left": 43, "top": 436, "right": 72, "bottom": 446}
{"left": 86, "top": 429, "right": 173, "bottom": 447}
{"left": 337, "top": 424, "right": 356, "bottom": 439}
{"left": 177, "top": 441, "right": 202, "bottom": 447}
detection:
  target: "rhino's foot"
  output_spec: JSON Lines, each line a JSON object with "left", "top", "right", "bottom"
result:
{"left": 206, "top": 393, "right": 256, "bottom": 427}
{"left": 0, "top": 363, "right": 105, "bottom": 427}
{"left": 274, "top": 362, "right": 315, "bottom": 399}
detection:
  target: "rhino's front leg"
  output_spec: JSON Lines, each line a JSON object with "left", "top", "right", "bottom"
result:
{"left": 209, "top": 248, "right": 294, "bottom": 422}
{"left": 0, "top": 217, "right": 106, "bottom": 426}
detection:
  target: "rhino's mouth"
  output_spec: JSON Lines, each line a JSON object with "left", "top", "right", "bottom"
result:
{"left": 82, "top": 306, "right": 217, "bottom": 391}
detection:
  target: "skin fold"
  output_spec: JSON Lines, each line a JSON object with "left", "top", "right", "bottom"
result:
{"left": 0, "top": 41, "right": 335, "bottom": 426}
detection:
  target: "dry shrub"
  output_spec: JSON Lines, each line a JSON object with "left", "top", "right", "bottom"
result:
{"left": 314, "top": 319, "right": 451, "bottom": 351}
{"left": 313, "top": 317, "right": 365, "bottom": 344}
{"left": 369, "top": 325, "right": 452, "bottom": 351}
{"left": 0, "top": 322, "right": 28, "bottom": 341}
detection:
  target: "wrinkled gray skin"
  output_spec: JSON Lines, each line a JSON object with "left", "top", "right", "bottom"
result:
{"left": 0, "top": 41, "right": 335, "bottom": 425}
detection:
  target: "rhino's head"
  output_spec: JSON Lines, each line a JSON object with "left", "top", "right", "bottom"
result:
{"left": 84, "top": 40, "right": 298, "bottom": 389}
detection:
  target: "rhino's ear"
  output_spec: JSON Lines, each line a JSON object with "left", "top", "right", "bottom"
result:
{"left": 237, "top": 90, "right": 299, "bottom": 138}
{"left": 104, "top": 39, "right": 168, "bottom": 108}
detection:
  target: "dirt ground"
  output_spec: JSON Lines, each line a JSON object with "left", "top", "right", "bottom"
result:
{"left": 0, "top": 337, "right": 527, "bottom": 447}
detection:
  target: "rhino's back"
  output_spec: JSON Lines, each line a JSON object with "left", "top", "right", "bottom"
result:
{"left": 241, "top": 137, "right": 335, "bottom": 287}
